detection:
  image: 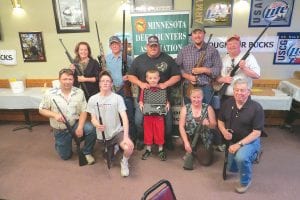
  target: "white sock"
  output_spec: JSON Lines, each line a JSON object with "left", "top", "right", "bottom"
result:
{"left": 158, "top": 145, "right": 163, "bottom": 151}
{"left": 146, "top": 145, "right": 151, "bottom": 151}
{"left": 122, "top": 155, "right": 129, "bottom": 163}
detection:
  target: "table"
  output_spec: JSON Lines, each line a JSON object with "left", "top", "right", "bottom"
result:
{"left": 278, "top": 79, "right": 300, "bottom": 131}
{"left": 0, "top": 87, "right": 48, "bottom": 131}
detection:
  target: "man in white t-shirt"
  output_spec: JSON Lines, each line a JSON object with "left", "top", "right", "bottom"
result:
{"left": 217, "top": 35, "right": 260, "bottom": 97}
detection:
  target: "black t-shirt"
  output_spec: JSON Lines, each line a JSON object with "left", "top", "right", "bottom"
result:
{"left": 218, "top": 96, "right": 264, "bottom": 142}
{"left": 128, "top": 52, "right": 181, "bottom": 83}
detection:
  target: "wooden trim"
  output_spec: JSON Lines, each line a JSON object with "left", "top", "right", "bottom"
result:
{"left": 26, "top": 79, "right": 55, "bottom": 87}
{"left": 253, "top": 79, "right": 280, "bottom": 89}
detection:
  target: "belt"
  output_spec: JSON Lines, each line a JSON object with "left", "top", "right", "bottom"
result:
{"left": 52, "top": 128, "right": 67, "bottom": 132}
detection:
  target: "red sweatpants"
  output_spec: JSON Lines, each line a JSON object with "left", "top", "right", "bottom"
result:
{"left": 144, "top": 115, "right": 165, "bottom": 145}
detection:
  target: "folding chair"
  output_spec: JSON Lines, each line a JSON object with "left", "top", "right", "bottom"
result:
{"left": 141, "top": 179, "right": 176, "bottom": 200}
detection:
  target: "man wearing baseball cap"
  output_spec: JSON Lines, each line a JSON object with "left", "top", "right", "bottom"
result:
{"left": 128, "top": 35, "right": 181, "bottom": 151}
{"left": 217, "top": 34, "right": 260, "bottom": 98}
{"left": 176, "top": 22, "right": 222, "bottom": 105}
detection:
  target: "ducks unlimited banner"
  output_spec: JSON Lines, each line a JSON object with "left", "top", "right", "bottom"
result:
{"left": 131, "top": 11, "right": 189, "bottom": 57}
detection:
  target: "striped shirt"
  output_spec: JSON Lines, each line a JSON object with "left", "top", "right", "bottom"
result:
{"left": 176, "top": 43, "right": 222, "bottom": 85}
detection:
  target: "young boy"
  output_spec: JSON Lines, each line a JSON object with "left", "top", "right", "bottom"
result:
{"left": 139, "top": 69, "right": 169, "bottom": 161}
{"left": 87, "top": 71, "right": 134, "bottom": 177}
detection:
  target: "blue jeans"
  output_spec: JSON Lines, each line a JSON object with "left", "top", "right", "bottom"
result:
{"left": 117, "top": 88, "right": 136, "bottom": 141}
{"left": 53, "top": 121, "right": 96, "bottom": 160}
{"left": 134, "top": 99, "right": 173, "bottom": 143}
{"left": 227, "top": 138, "right": 261, "bottom": 185}
{"left": 184, "top": 84, "right": 214, "bottom": 105}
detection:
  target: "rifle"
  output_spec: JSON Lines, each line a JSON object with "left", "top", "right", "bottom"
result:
{"left": 183, "top": 90, "right": 215, "bottom": 170}
{"left": 96, "top": 102, "right": 111, "bottom": 169}
{"left": 222, "top": 130, "right": 233, "bottom": 180}
{"left": 52, "top": 99, "right": 87, "bottom": 166}
{"left": 121, "top": 10, "right": 133, "bottom": 97}
{"left": 186, "top": 34, "right": 213, "bottom": 97}
{"left": 95, "top": 21, "right": 106, "bottom": 71}
{"left": 59, "top": 39, "right": 90, "bottom": 98}
{"left": 218, "top": 22, "right": 272, "bottom": 98}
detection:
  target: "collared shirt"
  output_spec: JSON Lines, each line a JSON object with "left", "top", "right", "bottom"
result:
{"left": 222, "top": 52, "right": 260, "bottom": 96}
{"left": 106, "top": 53, "right": 132, "bottom": 87}
{"left": 39, "top": 87, "right": 87, "bottom": 129}
{"left": 176, "top": 43, "right": 222, "bottom": 85}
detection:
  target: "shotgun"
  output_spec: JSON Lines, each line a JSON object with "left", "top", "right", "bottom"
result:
{"left": 52, "top": 99, "right": 87, "bottom": 166}
{"left": 59, "top": 39, "right": 90, "bottom": 98}
{"left": 121, "top": 10, "right": 132, "bottom": 97}
{"left": 218, "top": 22, "right": 272, "bottom": 98}
{"left": 95, "top": 21, "right": 106, "bottom": 71}
{"left": 96, "top": 102, "right": 111, "bottom": 169}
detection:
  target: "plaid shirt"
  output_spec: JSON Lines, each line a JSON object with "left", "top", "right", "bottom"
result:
{"left": 176, "top": 43, "right": 222, "bottom": 85}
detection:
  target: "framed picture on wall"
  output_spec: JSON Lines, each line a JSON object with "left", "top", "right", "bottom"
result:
{"left": 52, "top": 0, "right": 90, "bottom": 33}
{"left": 192, "top": 0, "right": 232, "bottom": 27}
{"left": 132, "top": 0, "right": 174, "bottom": 12}
{"left": 19, "top": 32, "right": 46, "bottom": 62}
{"left": 249, "top": 0, "right": 294, "bottom": 27}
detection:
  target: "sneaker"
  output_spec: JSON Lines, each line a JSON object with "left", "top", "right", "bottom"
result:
{"left": 141, "top": 150, "right": 151, "bottom": 160}
{"left": 85, "top": 154, "right": 95, "bottom": 165}
{"left": 235, "top": 181, "right": 252, "bottom": 194}
{"left": 158, "top": 150, "right": 167, "bottom": 161}
{"left": 120, "top": 159, "right": 129, "bottom": 177}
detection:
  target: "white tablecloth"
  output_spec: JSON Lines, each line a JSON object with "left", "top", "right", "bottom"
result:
{"left": 0, "top": 87, "right": 47, "bottom": 109}
{"left": 278, "top": 80, "right": 300, "bottom": 102}
{"left": 252, "top": 89, "right": 292, "bottom": 111}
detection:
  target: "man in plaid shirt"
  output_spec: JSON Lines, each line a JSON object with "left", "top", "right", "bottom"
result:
{"left": 176, "top": 22, "right": 222, "bottom": 104}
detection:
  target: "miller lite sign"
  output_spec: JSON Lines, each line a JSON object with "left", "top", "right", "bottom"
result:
{"left": 249, "top": 0, "right": 294, "bottom": 27}
{"left": 274, "top": 32, "right": 300, "bottom": 65}
{"left": 0, "top": 50, "right": 17, "bottom": 65}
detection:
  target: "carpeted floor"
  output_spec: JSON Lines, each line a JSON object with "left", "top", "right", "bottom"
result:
{"left": 0, "top": 123, "right": 300, "bottom": 200}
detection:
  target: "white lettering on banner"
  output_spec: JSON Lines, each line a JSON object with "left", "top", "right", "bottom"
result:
{"left": 136, "top": 32, "right": 187, "bottom": 42}
{"left": 147, "top": 21, "right": 187, "bottom": 29}
{"left": 207, "top": 36, "right": 278, "bottom": 53}
{"left": 0, "top": 50, "right": 17, "bottom": 65}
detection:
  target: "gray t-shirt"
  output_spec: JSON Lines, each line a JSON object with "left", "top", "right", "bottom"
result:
{"left": 87, "top": 92, "right": 126, "bottom": 140}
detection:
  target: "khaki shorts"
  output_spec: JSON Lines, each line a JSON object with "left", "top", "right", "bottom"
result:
{"left": 106, "top": 131, "right": 124, "bottom": 146}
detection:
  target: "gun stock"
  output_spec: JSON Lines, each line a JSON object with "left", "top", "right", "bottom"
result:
{"left": 222, "top": 140, "right": 230, "bottom": 180}
{"left": 95, "top": 21, "right": 106, "bottom": 70}
{"left": 218, "top": 22, "right": 271, "bottom": 98}
{"left": 59, "top": 39, "right": 90, "bottom": 98}
{"left": 52, "top": 99, "right": 87, "bottom": 166}
{"left": 96, "top": 103, "right": 111, "bottom": 169}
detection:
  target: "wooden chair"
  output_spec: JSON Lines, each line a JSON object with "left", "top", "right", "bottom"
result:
{"left": 141, "top": 179, "right": 176, "bottom": 200}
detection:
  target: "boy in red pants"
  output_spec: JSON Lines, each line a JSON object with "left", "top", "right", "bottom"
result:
{"left": 139, "top": 69, "right": 169, "bottom": 161}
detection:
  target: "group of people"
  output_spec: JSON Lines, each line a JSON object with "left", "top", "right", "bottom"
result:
{"left": 39, "top": 22, "right": 264, "bottom": 193}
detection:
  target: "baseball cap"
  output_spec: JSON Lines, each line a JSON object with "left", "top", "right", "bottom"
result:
{"left": 191, "top": 22, "right": 206, "bottom": 34}
{"left": 147, "top": 35, "right": 159, "bottom": 45}
{"left": 109, "top": 36, "right": 121, "bottom": 44}
{"left": 227, "top": 34, "right": 240, "bottom": 42}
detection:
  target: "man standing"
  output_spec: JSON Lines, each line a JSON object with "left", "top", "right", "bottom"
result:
{"left": 218, "top": 78, "right": 264, "bottom": 193}
{"left": 176, "top": 22, "right": 222, "bottom": 104}
{"left": 39, "top": 68, "right": 96, "bottom": 164}
{"left": 128, "top": 35, "right": 181, "bottom": 150}
{"left": 217, "top": 35, "right": 260, "bottom": 98}
{"left": 106, "top": 35, "right": 136, "bottom": 142}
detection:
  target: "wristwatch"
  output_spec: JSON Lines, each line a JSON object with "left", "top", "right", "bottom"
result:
{"left": 238, "top": 142, "right": 244, "bottom": 147}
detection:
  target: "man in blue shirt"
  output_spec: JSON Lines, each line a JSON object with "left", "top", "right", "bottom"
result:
{"left": 106, "top": 36, "right": 136, "bottom": 143}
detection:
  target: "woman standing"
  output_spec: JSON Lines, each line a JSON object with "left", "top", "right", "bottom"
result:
{"left": 71, "top": 42, "right": 101, "bottom": 100}
{"left": 179, "top": 88, "right": 216, "bottom": 167}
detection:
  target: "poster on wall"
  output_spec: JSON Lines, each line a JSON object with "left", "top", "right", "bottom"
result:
{"left": 19, "top": 32, "right": 47, "bottom": 62}
{"left": 249, "top": 0, "right": 294, "bottom": 27}
{"left": 273, "top": 32, "right": 300, "bottom": 65}
{"left": 192, "top": 0, "right": 232, "bottom": 27}
{"left": 131, "top": 11, "right": 189, "bottom": 57}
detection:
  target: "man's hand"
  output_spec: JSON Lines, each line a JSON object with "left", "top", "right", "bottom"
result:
{"left": 139, "top": 101, "right": 144, "bottom": 111}
{"left": 229, "top": 143, "right": 241, "bottom": 154}
{"left": 122, "top": 75, "right": 128, "bottom": 81}
{"left": 223, "top": 129, "right": 233, "bottom": 140}
{"left": 75, "top": 127, "right": 84, "bottom": 138}
{"left": 54, "top": 113, "right": 65, "bottom": 123}
{"left": 221, "top": 76, "right": 233, "bottom": 84}
{"left": 158, "top": 82, "right": 168, "bottom": 89}
{"left": 77, "top": 76, "right": 86, "bottom": 82}
{"left": 139, "top": 82, "right": 150, "bottom": 90}
{"left": 239, "top": 60, "right": 247, "bottom": 70}
{"left": 192, "top": 67, "right": 210, "bottom": 75}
